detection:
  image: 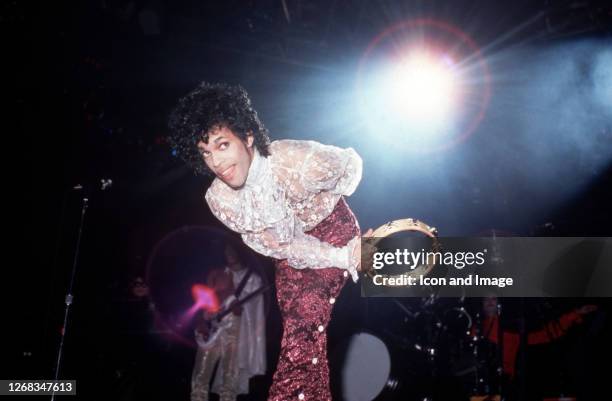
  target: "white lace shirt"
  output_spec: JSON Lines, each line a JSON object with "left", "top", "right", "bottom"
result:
{"left": 205, "top": 140, "right": 362, "bottom": 281}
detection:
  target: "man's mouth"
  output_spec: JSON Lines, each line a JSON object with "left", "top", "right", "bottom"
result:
{"left": 219, "top": 165, "right": 235, "bottom": 180}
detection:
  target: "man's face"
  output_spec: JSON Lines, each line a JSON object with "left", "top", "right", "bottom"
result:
{"left": 225, "top": 245, "right": 241, "bottom": 268}
{"left": 197, "top": 126, "right": 254, "bottom": 189}
{"left": 130, "top": 277, "right": 149, "bottom": 298}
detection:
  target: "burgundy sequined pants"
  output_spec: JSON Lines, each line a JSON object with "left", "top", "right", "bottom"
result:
{"left": 267, "top": 197, "right": 360, "bottom": 401}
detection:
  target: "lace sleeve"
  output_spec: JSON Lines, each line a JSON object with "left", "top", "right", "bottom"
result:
{"left": 241, "top": 220, "right": 360, "bottom": 282}
{"left": 299, "top": 141, "right": 362, "bottom": 196}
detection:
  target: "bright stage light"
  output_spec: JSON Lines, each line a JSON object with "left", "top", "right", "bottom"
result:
{"left": 357, "top": 49, "right": 462, "bottom": 150}
{"left": 356, "top": 20, "right": 492, "bottom": 152}
{"left": 381, "top": 52, "right": 457, "bottom": 129}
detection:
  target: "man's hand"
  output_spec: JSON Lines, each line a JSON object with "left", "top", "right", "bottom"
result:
{"left": 230, "top": 300, "right": 243, "bottom": 316}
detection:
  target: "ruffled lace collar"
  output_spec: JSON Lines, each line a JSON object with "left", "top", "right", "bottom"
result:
{"left": 245, "top": 147, "right": 269, "bottom": 188}
{"left": 208, "top": 148, "right": 288, "bottom": 234}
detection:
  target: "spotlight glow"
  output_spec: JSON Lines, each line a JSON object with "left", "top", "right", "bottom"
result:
{"left": 356, "top": 19, "right": 492, "bottom": 153}
{"left": 385, "top": 53, "right": 457, "bottom": 124}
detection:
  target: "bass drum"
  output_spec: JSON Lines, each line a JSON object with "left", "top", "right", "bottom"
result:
{"left": 331, "top": 332, "right": 432, "bottom": 401}
{"left": 341, "top": 333, "right": 390, "bottom": 401}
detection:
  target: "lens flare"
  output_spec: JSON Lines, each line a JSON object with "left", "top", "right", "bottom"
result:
{"left": 356, "top": 18, "right": 491, "bottom": 153}
{"left": 385, "top": 52, "right": 457, "bottom": 123}
{"left": 191, "top": 283, "right": 220, "bottom": 313}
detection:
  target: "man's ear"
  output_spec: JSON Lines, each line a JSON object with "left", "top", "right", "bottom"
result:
{"left": 246, "top": 132, "right": 254, "bottom": 148}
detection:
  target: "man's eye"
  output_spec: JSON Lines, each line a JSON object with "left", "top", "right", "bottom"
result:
{"left": 201, "top": 150, "right": 211, "bottom": 158}
{"left": 219, "top": 142, "right": 229, "bottom": 150}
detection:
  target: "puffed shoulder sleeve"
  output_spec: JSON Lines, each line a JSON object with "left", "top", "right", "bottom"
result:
{"left": 300, "top": 141, "right": 363, "bottom": 196}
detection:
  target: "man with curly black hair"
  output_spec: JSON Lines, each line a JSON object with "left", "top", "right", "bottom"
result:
{"left": 168, "top": 82, "right": 271, "bottom": 182}
{"left": 169, "top": 82, "right": 371, "bottom": 401}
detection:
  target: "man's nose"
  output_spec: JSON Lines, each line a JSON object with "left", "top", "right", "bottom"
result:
{"left": 210, "top": 153, "right": 221, "bottom": 168}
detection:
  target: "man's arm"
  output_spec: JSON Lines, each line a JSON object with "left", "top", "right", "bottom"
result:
{"left": 242, "top": 227, "right": 360, "bottom": 282}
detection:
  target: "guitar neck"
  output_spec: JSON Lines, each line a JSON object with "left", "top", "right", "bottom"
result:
{"left": 214, "top": 284, "right": 271, "bottom": 321}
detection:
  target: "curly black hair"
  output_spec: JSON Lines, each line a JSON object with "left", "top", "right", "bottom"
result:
{"left": 168, "top": 82, "right": 271, "bottom": 176}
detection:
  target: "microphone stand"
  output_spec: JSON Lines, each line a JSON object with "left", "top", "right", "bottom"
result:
{"left": 51, "top": 179, "right": 111, "bottom": 400}
{"left": 50, "top": 195, "right": 87, "bottom": 401}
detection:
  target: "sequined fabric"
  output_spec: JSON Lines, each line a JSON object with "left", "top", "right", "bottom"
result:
{"left": 268, "top": 197, "right": 360, "bottom": 401}
{"left": 191, "top": 313, "right": 240, "bottom": 401}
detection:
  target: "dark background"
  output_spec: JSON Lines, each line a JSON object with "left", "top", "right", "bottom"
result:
{"left": 12, "top": 0, "right": 612, "bottom": 400}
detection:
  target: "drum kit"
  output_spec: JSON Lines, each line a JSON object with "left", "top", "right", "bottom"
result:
{"left": 337, "top": 219, "right": 503, "bottom": 401}
{"left": 337, "top": 296, "right": 493, "bottom": 401}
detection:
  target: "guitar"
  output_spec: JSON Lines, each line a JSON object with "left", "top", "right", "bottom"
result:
{"left": 195, "top": 284, "right": 271, "bottom": 349}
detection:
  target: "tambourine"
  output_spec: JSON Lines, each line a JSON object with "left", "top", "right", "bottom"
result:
{"left": 364, "top": 218, "right": 440, "bottom": 278}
